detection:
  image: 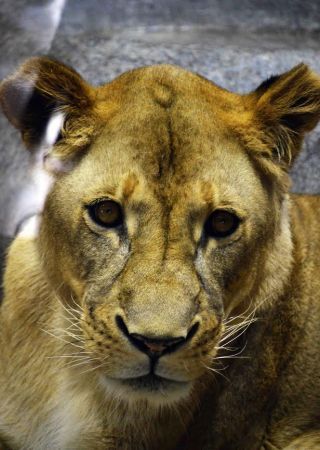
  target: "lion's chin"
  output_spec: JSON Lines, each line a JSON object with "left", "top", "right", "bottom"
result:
{"left": 99, "top": 373, "right": 193, "bottom": 407}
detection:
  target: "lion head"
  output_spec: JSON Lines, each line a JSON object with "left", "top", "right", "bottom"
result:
{"left": 1, "top": 58, "right": 319, "bottom": 406}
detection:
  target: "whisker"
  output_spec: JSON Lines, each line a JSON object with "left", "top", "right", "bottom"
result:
{"left": 52, "top": 331, "right": 85, "bottom": 347}
{"left": 220, "top": 327, "right": 251, "bottom": 349}
{"left": 65, "top": 359, "right": 95, "bottom": 370}
{"left": 220, "top": 318, "right": 257, "bottom": 344}
{"left": 43, "top": 291, "right": 114, "bottom": 376}
{"left": 56, "top": 297, "right": 83, "bottom": 323}
{"left": 214, "top": 355, "right": 249, "bottom": 360}
{"left": 64, "top": 322, "right": 83, "bottom": 332}
{"left": 40, "top": 328, "right": 84, "bottom": 350}
{"left": 55, "top": 329, "right": 84, "bottom": 341}
{"left": 215, "top": 344, "right": 237, "bottom": 352}
{"left": 201, "top": 362, "right": 230, "bottom": 382}
{"left": 70, "top": 293, "right": 84, "bottom": 311}
{"left": 78, "top": 361, "right": 109, "bottom": 375}
{"left": 47, "top": 354, "right": 90, "bottom": 359}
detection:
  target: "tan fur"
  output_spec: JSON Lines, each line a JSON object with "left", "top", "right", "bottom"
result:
{"left": 0, "top": 58, "right": 320, "bottom": 449}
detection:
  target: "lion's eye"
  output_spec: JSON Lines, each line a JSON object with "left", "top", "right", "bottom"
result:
{"left": 205, "top": 210, "right": 240, "bottom": 238}
{"left": 88, "top": 200, "right": 123, "bottom": 228}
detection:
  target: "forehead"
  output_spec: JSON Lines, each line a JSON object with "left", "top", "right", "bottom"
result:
{"left": 68, "top": 65, "right": 263, "bottom": 208}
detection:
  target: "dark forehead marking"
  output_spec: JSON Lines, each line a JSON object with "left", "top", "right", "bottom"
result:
{"left": 149, "top": 85, "right": 177, "bottom": 263}
{"left": 137, "top": 89, "right": 175, "bottom": 184}
{"left": 155, "top": 114, "right": 175, "bottom": 264}
{"left": 156, "top": 114, "right": 175, "bottom": 181}
{"left": 150, "top": 81, "right": 175, "bottom": 109}
{"left": 161, "top": 202, "right": 173, "bottom": 265}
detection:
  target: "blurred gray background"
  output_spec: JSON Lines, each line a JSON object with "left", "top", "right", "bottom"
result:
{"left": 0, "top": 0, "right": 320, "bottom": 284}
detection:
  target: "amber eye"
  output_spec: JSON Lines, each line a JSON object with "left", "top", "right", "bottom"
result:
{"left": 204, "top": 210, "right": 240, "bottom": 238}
{"left": 88, "top": 200, "right": 123, "bottom": 228}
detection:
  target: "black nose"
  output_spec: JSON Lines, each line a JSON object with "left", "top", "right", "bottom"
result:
{"left": 129, "top": 333, "right": 186, "bottom": 357}
{"left": 116, "top": 316, "right": 199, "bottom": 358}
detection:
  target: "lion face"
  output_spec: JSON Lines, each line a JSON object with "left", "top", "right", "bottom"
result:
{"left": 2, "top": 59, "right": 319, "bottom": 406}
{"left": 38, "top": 66, "right": 276, "bottom": 405}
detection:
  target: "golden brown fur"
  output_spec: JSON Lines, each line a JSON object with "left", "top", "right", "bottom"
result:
{"left": 0, "top": 58, "right": 320, "bottom": 449}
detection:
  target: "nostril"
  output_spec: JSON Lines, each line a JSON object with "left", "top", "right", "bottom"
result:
{"left": 115, "top": 315, "right": 130, "bottom": 338}
{"left": 186, "top": 321, "right": 200, "bottom": 342}
{"left": 115, "top": 315, "right": 152, "bottom": 355}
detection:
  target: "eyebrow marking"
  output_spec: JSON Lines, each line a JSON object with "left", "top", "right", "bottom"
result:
{"left": 201, "top": 181, "right": 215, "bottom": 206}
{"left": 122, "top": 173, "right": 139, "bottom": 200}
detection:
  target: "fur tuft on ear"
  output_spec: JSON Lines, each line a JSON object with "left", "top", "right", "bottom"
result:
{"left": 252, "top": 63, "right": 320, "bottom": 166}
{"left": 0, "top": 56, "right": 94, "bottom": 149}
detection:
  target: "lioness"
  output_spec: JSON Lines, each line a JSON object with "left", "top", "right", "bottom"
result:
{"left": 0, "top": 57, "right": 320, "bottom": 450}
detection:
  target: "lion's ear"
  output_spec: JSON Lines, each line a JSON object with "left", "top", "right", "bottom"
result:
{"left": 252, "top": 63, "right": 320, "bottom": 166}
{"left": 0, "top": 57, "right": 93, "bottom": 150}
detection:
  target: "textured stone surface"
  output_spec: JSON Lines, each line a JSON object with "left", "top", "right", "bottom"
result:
{"left": 0, "top": 0, "right": 320, "bottom": 240}
{"left": 58, "top": 0, "right": 320, "bottom": 33}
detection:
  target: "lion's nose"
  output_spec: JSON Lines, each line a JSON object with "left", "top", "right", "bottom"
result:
{"left": 116, "top": 315, "right": 199, "bottom": 358}
{"left": 129, "top": 333, "right": 186, "bottom": 357}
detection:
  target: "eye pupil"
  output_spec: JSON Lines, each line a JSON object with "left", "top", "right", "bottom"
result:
{"left": 88, "top": 200, "right": 122, "bottom": 228}
{"left": 98, "top": 204, "right": 116, "bottom": 220}
{"left": 205, "top": 210, "right": 239, "bottom": 238}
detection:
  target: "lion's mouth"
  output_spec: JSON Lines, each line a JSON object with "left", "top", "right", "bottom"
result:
{"left": 117, "top": 373, "right": 189, "bottom": 392}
